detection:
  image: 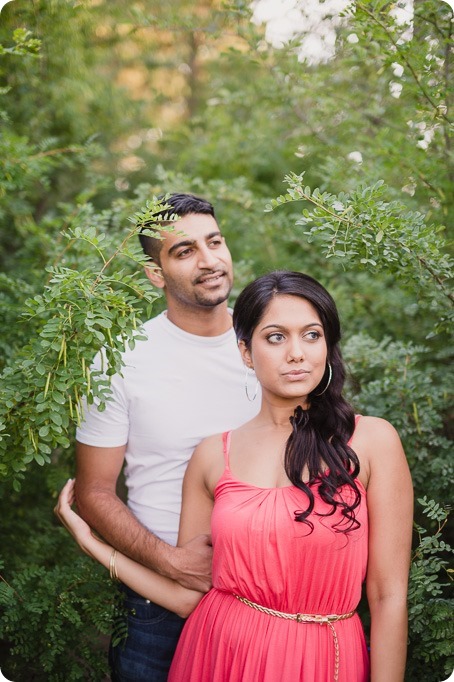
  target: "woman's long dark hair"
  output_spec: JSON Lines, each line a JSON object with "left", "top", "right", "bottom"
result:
{"left": 233, "top": 271, "right": 361, "bottom": 534}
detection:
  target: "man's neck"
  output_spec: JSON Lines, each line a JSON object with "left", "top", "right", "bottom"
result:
{"left": 165, "top": 302, "right": 233, "bottom": 337}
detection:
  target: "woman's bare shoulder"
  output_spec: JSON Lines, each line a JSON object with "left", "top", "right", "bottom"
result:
{"left": 354, "top": 415, "right": 402, "bottom": 445}
{"left": 189, "top": 432, "right": 226, "bottom": 492}
{"left": 190, "top": 432, "right": 224, "bottom": 466}
{"left": 352, "top": 416, "right": 406, "bottom": 489}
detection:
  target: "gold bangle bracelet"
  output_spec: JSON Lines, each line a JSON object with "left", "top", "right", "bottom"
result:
{"left": 109, "top": 549, "right": 119, "bottom": 582}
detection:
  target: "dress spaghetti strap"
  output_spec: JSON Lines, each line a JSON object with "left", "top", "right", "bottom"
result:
{"left": 347, "top": 415, "right": 362, "bottom": 446}
{"left": 222, "top": 431, "right": 232, "bottom": 468}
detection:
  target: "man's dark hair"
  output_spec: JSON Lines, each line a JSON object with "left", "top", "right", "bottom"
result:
{"left": 139, "top": 193, "right": 216, "bottom": 263}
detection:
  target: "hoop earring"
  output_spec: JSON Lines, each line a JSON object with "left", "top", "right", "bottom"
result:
{"left": 245, "top": 367, "right": 258, "bottom": 402}
{"left": 314, "top": 362, "right": 332, "bottom": 396}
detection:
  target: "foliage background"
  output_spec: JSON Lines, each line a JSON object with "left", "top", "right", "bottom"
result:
{"left": 0, "top": 0, "right": 452, "bottom": 680}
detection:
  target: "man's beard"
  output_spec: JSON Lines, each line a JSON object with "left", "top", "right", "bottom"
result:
{"left": 192, "top": 289, "right": 230, "bottom": 307}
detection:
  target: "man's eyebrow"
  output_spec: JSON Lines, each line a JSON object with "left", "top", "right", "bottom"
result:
{"left": 167, "top": 239, "right": 195, "bottom": 256}
{"left": 167, "top": 231, "right": 222, "bottom": 256}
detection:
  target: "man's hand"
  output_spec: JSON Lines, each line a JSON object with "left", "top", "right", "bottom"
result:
{"left": 168, "top": 534, "right": 213, "bottom": 592}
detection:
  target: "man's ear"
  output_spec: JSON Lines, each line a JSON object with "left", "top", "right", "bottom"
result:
{"left": 144, "top": 263, "right": 165, "bottom": 289}
{"left": 238, "top": 340, "right": 253, "bottom": 369}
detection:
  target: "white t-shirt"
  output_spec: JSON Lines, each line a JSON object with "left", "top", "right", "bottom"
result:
{"left": 76, "top": 311, "right": 260, "bottom": 545}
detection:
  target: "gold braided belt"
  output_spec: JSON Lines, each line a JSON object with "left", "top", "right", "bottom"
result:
{"left": 233, "top": 594, "right": 356, "bottom": 682}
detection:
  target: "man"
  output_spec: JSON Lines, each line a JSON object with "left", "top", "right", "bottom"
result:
{"left": 75, "top": 193, "right": 260, "bottom": 681}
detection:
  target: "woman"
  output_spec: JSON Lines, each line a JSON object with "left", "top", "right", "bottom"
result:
{"left": 55, "top": 271, "right": 413, "bottom": 681}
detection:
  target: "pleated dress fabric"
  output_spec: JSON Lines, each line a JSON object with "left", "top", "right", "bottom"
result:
{"left": 168, "top": 426, "right": 370, "bottom": 681}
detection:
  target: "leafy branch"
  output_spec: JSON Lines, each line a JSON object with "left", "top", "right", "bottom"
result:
{"left": 266, "top": 173, "right": 453, "bottom": 313}
{"left": 0, "top": 200, "right": 169, "bottom": 487}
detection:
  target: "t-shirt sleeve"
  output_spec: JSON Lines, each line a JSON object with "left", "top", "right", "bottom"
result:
{"left": 75, "top": 350, "right": 129, "bottom": 447}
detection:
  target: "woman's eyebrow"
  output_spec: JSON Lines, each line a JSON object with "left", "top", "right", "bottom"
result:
{"left": 259, "top": 322, "right": 323, "bottom": 331}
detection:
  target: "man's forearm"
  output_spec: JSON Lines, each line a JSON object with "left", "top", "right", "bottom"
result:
{"left": 75, "top": 484, "right": 212, "bottom": 591}
{"left": 75, "top": 485, "right": 175, "bottom": 573}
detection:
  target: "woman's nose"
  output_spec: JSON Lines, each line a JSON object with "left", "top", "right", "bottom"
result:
{"left": 287, "top": 339, "right": 304, "bottom": 362}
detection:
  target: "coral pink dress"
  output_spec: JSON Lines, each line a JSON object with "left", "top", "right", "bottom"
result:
{"left": 169, "top": 426, "right": 370, "bottom": 681}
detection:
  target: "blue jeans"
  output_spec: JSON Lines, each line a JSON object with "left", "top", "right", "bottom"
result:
{"left": 109, "top": 584, "right": 186, "bottom": 682}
